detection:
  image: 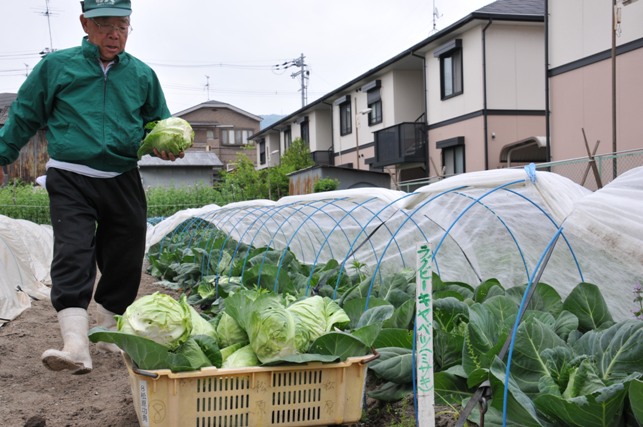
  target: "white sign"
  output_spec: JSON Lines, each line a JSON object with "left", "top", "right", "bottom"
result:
{"left": 416, "top": 243, "right": 435, "bottom": 426}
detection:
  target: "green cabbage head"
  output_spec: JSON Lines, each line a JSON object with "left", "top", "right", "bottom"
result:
{"left": 247, "top": 297, "right": 298, "bottom": 364}
{"left": 116, "top": 292, "right": 192, "bottom": 350}
{"left": 188, "top": 305, "right": 218, "bottom": 341}
{"left": 287, "top": 296, "right": 350, "bottom": 352}
{"left": 137, "top": 117, "right": 194, "bottom": 159}
{"left": 222, "top": 344, "right": 260, "bottom": 369}
{"left": 216, "top": 312, "right": 249, "bottom": 348}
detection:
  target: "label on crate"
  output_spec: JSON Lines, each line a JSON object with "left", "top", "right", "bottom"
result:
{"left": 138, "top": 380, "right": 150, "bottom": 427}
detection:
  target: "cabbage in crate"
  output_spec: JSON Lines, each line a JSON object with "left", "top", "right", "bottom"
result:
{"left": 137, "top": 117, "right": 194, "bottom": 159}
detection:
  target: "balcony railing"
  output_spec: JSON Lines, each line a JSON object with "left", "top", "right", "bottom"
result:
{"left": 373, "top": 122, "right": 427, "bottom": 168}
{"left": 312, "top": 149, "right": 333, "bottom": 166}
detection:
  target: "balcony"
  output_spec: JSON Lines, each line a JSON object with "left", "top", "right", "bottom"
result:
{"left": 372, "top": 122, "right": 427, "bottom": 168}
{"left": 312, "top": 149, "right": 333, "bottom": 166}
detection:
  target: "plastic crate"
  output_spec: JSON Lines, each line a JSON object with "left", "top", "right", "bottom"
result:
{"left": 123, "top": 353, "right": 377, "bottom": 427}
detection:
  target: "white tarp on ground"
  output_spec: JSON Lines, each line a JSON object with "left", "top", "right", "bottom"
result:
{"left": 2, "top": 166, "right": 642, "bottom": 324}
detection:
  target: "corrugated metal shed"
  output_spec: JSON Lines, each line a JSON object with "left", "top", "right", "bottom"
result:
{"left": 138, "top": 151, "right": 223, "bottom": 167}
{"left": 138, "top": 151, "right": 223, "bottom": 188}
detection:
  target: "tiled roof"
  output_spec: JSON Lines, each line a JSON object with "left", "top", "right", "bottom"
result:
{"left": 475, "top": 0, "right": 544, "bottom": 17}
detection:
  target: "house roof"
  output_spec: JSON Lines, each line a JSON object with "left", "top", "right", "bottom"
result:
{"left": 250, "top": 0, "right": 544, "bottom": 140}
{"left": 0, "top": 93, "right": 17, "bottom": 125}
{"left": 0, "top": 93, "right": 17, "bottom": 107}
{"left": 173, "top": 100, "right": 262, "bottom": 122}
{"left": 474, "top": 0, "right": 544, "bottom": 17}
{"left": 138, "top": 151, "right": 223, "bottom": 167}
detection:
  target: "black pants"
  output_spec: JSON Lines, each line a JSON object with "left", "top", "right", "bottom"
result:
{"left": 46, "top": 167, "right": 147, "bottom": 314}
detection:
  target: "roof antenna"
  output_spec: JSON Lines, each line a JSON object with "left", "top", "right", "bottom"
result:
{"left": 432, "top": 0, "right": 443, "bottom": 33}
{"left": 39, "top": 0, "right": 57, "bottom": 57}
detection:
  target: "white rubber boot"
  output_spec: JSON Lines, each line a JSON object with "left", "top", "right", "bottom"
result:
{"left": 41, "top": 308, "right": 93, "bottom": 375}
{"left": 95, "top": 304, "right": 122, "bottom": 354}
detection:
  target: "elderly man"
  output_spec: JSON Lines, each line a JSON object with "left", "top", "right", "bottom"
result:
{"left": 0, "top": 0, "right": 180, "bottom": 374}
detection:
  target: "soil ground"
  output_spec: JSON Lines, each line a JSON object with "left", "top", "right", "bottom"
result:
{"left": 0, "top": 272, "right": 462, "bottom": 427}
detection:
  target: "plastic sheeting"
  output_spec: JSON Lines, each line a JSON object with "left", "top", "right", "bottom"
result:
{"left": 0, "top": 216, "right": 52, "bottom": 326}
{"left": 2, "top": 166, "right": 642, "bottom": 324}
{"left": 146, "top": 166, "right": 643, "bottom": 321}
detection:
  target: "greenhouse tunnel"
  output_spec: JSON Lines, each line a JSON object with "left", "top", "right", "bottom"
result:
{"left": 142, "top": 165, "right": 643, "bottom": 322}
{"left": 2, "top": 165, "right": 642, "bottom": 323}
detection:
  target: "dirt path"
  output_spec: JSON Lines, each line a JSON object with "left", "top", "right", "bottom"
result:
{"left": 0, "top": 272, "right": 460, "bottom": 427}
{"left": 0, "top": 275, "right": 164, "bottom": 427}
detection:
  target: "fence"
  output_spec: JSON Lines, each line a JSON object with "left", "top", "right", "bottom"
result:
{"left": 397, "top": 149, "right": 643, "bottom": 192}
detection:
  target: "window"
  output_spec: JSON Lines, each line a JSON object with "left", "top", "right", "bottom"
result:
{"left": 339, "top": 100, "right": 352, "bottom": 136}
{"left": 368, "top": 96, "right": 382, "bottom": 125}
{"left": 363, "top": 80, "right": 382, "bottom": 125}
{"left": 283, "top": 128, "right": 292, "bottom": 150}
{"left": 259, "top": 139, "right": 266, "bottom": 164}
{"left": 221, "top": 129, "right": 252, "bottom": 145}
{"left": 437, "top": 136, "right": 465, "bottom": 176}
{"left": 434, "top": 39, "right": 463, "bottom": 99}
{"left": 300, "top": 119, "right": 309, "bottom": 144}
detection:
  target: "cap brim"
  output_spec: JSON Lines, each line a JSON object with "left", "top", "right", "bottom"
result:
{"left": 84, "top": 8, "right": 131, "bottom": 18}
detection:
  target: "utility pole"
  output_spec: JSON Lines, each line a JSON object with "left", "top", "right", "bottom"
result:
{"left": 612, "top": 0, "right": 618, "bottom": 179}
{"left": 274, "top": 53, "right": 309, "bottom": 108}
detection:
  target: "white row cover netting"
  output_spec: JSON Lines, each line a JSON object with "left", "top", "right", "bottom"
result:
{"left": 146, "top": 165, "right": 643, "bottom": 321}
{"left": 2, "top": 166, "right": 642, "bottom": 325}
{"left": 0, "top": 217, "right": 52, "bottom": 325}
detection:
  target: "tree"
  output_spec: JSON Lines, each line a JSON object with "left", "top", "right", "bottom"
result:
{"left": 217, "top": 153, "right": 265, "bottom": 202}
{"left": 280, "top": 138, "right": 315, "bottom": 173}
{"left": 269, "top": 138, "right": 314, "bottom": 200}
{"left": 216, "top": 137, "right": 315, "bottom": 202}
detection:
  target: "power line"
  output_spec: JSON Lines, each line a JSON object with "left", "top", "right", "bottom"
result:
{"left": 145, "top": 61, "right": 278, "bottom": 70}
{"left": 273, "top": 53, "right": 309, "bottom": 108}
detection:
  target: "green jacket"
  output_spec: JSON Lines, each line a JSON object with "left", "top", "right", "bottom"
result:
{"left": 0, "top": 37, "right": 170, "bottom": 173}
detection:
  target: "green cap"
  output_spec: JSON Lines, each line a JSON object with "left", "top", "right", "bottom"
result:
{"left": 82, "top": 0, "right": 131, "bottom": 18}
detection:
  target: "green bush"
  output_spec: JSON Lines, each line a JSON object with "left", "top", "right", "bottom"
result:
{"left": 314, "top": 178, "right": 339, "bottom": 193}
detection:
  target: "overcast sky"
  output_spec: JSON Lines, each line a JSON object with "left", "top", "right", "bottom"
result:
{"left": 0, "top": 0, "right": 494, "bottom": 116}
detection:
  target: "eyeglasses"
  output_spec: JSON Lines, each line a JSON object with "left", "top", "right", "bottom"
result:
{"left": 90, "top": 18, "right": 133, "bottom": 35}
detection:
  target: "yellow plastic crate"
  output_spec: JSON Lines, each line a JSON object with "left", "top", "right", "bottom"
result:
{"left": 123, "top": 353, "right": 377, "bottom": 427}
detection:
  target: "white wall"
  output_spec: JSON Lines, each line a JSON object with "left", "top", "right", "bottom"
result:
{"left": 486, "top": 23, "right": 545, "bottom": 110}
{"left": 549, "top": 0, "right": 643, "bottom": 68}
{"left": 426, "top": 27, "right": 485, "bottom": 124}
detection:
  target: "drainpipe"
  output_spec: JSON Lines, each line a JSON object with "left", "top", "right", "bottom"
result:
{"left": 544, "top": 0, "right": 551, "bottom": 162}
{"left": 323, "top": 101, "right": 334, "bottom": 165}
{"left": 482, "top": 19, "right": 493, "bottom": 170}
{"left": 412, "top": 51, "right": 429, "bottom": 175}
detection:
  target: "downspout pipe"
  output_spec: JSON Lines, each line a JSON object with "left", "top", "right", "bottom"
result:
{"left": 322, "top": 101, "right": 335, "bottom": 165}
{"left": 411, "top": 51, "right": 429, "bottom": 175}
{"left": 482, "top": 19, "right": 493, "bottom": 170}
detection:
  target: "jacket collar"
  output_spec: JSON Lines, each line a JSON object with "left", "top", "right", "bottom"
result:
{"left": 81, "top": 37, "right": 128, "bottom": 66}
